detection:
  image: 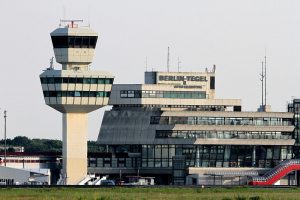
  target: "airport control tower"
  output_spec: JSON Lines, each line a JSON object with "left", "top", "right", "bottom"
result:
{"left": 40, "top": 20, "right": 114, "bottom": 185}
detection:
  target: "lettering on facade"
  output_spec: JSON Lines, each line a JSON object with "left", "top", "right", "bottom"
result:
{"left": 158, "top": 75, "right": 207, "bottom": 82}
{"left": 174, "top": 85, "right": 202, "bottom": 89}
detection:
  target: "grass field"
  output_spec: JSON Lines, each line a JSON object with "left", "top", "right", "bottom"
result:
{"left": 0, "top": 187, "right": 300, "bottom": 200}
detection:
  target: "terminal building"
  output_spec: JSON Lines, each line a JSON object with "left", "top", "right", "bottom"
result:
{"left": 91, "top": 67, "right": 297, "bottom": 185}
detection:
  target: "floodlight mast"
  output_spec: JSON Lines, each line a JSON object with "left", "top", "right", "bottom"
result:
{"left": 4, "top": 110, "right": 7, "bottom": 167}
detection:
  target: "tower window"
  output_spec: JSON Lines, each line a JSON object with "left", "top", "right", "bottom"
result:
{"left": 51, "top": 36, "right": 98, "bottom": 49}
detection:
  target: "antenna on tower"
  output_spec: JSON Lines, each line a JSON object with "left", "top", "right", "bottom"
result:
{"left": 88, "top": 4, "right": 91, "bottom": 26}
{"left": 46, "top": 57, "right": 54, "bottom": 70}
{"left": 167, "top": 47, "right": 170, "bottom": 72}
{"left": 260, "top": 61, "right": 265, "bottom": 108}
{"left": 177, "top": 57, "right": 181, "bottom": 72}
{"left": 145, "top": 56, "right": 148, "bottom": 71}
{"left": 60, "top": 6, "right": 66, "bottom": 27}
{"left": 212, "top": 64, "right": 216, "bottom": 72}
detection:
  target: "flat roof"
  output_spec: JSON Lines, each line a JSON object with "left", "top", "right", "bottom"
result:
{"left": 161, "top": 111, "right": 293, "bottom": 118}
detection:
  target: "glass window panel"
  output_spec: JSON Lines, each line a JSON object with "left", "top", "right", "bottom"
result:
{"left": 47, "top": 77, "right": 55, "bottom": 84}
{"left": 51, "top": 36, "right": 68, "bottom": 48}
{"left": 40, "top": 78, "right": 47, "bottom": 84}
{"left": 142, "top": 145, "right": 147, "bottom": 158}
{"left": 161, "top": 146, "right": 169, "bottom": 158}
{"left": 134, "top": 91, "right": 141, "bottom": 98}
{"left": 98, "top": 78, "right": 105, "bottom": 84}
{"left": 96, "top": 92, "right": 104, "bottom": 97}
{"left": 82, "top": 92, "right": 89, "bottom": 97}
{"left": 155, "top": 145, "right": 162, "bottom": 159}
{"left": 89, "top": 91, "right": 97, "bottom": 97}
{"left": 148, "top": 159, "right": 154, "bottom": 167}
{"left": 74, "top": 36, "right": 82, "bottom": 48}
{"left": 76, "top": 78, "right": 83, "bottom": 84}
{"left": 67, "top": 91, "right": 74, "bottom": 97}
{"left": 91, "top": 78, "right": 97, "bottom": 84}
{"left": 54, "top": 77, "right": 62, "bottom": 84}
{"left": 89, "top": 36, "right": 97, "bottom": 48}
{"left": 82, "top": 37, "right": 89, "bottom": 48}
{"left": 83, "top": 78, "right": 91, "bottom": 84}
{"left": 142, "top": 159, "right": 147, "bottom": 167}
{"left": 105, "top": 79, "right": 113, "bottom": 84}
{"left": 74, "top": 91, "right": 81, "bottom": 97}
{"left": 69, "top": 78, "right": 76, "bottom": 84}
{"left": 62, "top": 77, "right": 69, "bottom": 83}
{"left": 43, "top": 91, "right": 49, "bottom": 97}
{"left": 184, "top": 92, "right": 192, "bottom": 99}
{"left": 148, "top": 145, "right": 154, "bottom": 158}
{"left": 162, "top": 159, "right": 168, "bottom": 167}
{"left": 127, "top": 90, "right": 134, "bottom": 98}
{"left": 266, "top": 148, "right": 273, "bottom": 159}
{"left": 68, "top": 36, "right": 75, "bottom": 48}
{"left": 155, "top": 159, "right": 161, "bottom": 167}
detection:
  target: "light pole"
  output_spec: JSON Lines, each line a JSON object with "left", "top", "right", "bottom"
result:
{"left": 4, "top": 110, "right": 7, "bottom": 166}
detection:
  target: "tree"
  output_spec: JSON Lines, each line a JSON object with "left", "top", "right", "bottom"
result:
{"left": 12, "top": 136, "right": 31, "bottom": 147}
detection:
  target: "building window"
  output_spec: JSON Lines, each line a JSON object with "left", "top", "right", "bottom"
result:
{"left": 150, "top": 116, "right": 292, "bottom": 126}
{"left": 120, "top": 90, "right": 206, "bottom": 99}
{"left": 74, "top": 91, "right": 81, "bottom": 97}
{"left": 51, "top": 36, "right": 98, "bottom": 49}
{"left": 40, "top": 77, "right": 114, "bottom": 85}
{"left": 43, "top": 91, "right": 110, "bottom": 98}
{"left": 155, "top": 130, "right": 292, "bottom": 140}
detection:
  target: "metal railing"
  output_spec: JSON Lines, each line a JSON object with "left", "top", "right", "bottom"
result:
{"left": 250, "top": 159, "right": 300, "bottom": 182}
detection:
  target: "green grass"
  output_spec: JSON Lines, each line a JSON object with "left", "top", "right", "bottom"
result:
{"left": 0, "top": 187, "right": 300, "bottom": 200}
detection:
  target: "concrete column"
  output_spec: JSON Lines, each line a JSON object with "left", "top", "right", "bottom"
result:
{"left": 62, "top": 113, "right": 88, "bottom": 185}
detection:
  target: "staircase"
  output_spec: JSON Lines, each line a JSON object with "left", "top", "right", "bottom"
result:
{"left": 248, "top": 159, "right": 300, "bottom": 186}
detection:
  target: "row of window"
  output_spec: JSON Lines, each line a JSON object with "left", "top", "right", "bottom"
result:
{"left": 88, "top": 157, "right": 140, "bottom": 168}
{"left": 150, "top": 116, "right": 292, "bottom": 126}
{"left": 120, "top": 90, "right": 206, "bottom": 99}
{"left": 92, "top": 144, "right": 293, "bottom": 168}
{"left": 155, "top": 130, "right": 292, "bottom": 140}
{"left": 40, "top": 77, "right": 113, "bottom": 85}
{"left": 43, "top": 91, "right": 110, "bottom": 98}
{"left": 51, "top": 36, "right": 98, "bottom": 48}
{"left": 139, "top": 144, "right": 292, "bottom": 168}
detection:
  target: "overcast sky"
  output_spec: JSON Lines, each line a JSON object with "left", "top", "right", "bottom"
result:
{"left": 0, "top": 0, "right": 299, "bottom": 140}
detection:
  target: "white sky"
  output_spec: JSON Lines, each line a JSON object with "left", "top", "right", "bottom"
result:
{"left": 0, "top": 0, "right": 300, "bottom": 140}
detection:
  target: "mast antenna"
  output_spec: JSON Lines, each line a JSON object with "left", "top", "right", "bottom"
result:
{"left": 50, "top": 57, "right": 54, "bottom": 69}
{"left": 260, "top": 61, "right": 265, "bottom": 108}
{"left": 145, "top": 56, "right": 148, "bottom": 71}
{"left": 177, "top": 57, "right": 181, "bottom": 72}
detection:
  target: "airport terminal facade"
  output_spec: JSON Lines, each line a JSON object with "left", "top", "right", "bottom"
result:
{"left": 91, "top": 68, "right": 296, "bottom": 185}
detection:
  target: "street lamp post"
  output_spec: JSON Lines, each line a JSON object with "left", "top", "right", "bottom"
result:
{"left": 4, "top": 110, "right": 7, "bottom": 166}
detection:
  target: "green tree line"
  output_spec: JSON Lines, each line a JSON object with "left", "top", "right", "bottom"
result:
{"left": 0, "top": 136, "right": 100, "bottom": 153}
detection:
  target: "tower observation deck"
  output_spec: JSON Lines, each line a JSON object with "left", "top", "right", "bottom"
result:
{"left": 40, "top": 20, "right": 114, "bottom": 185}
